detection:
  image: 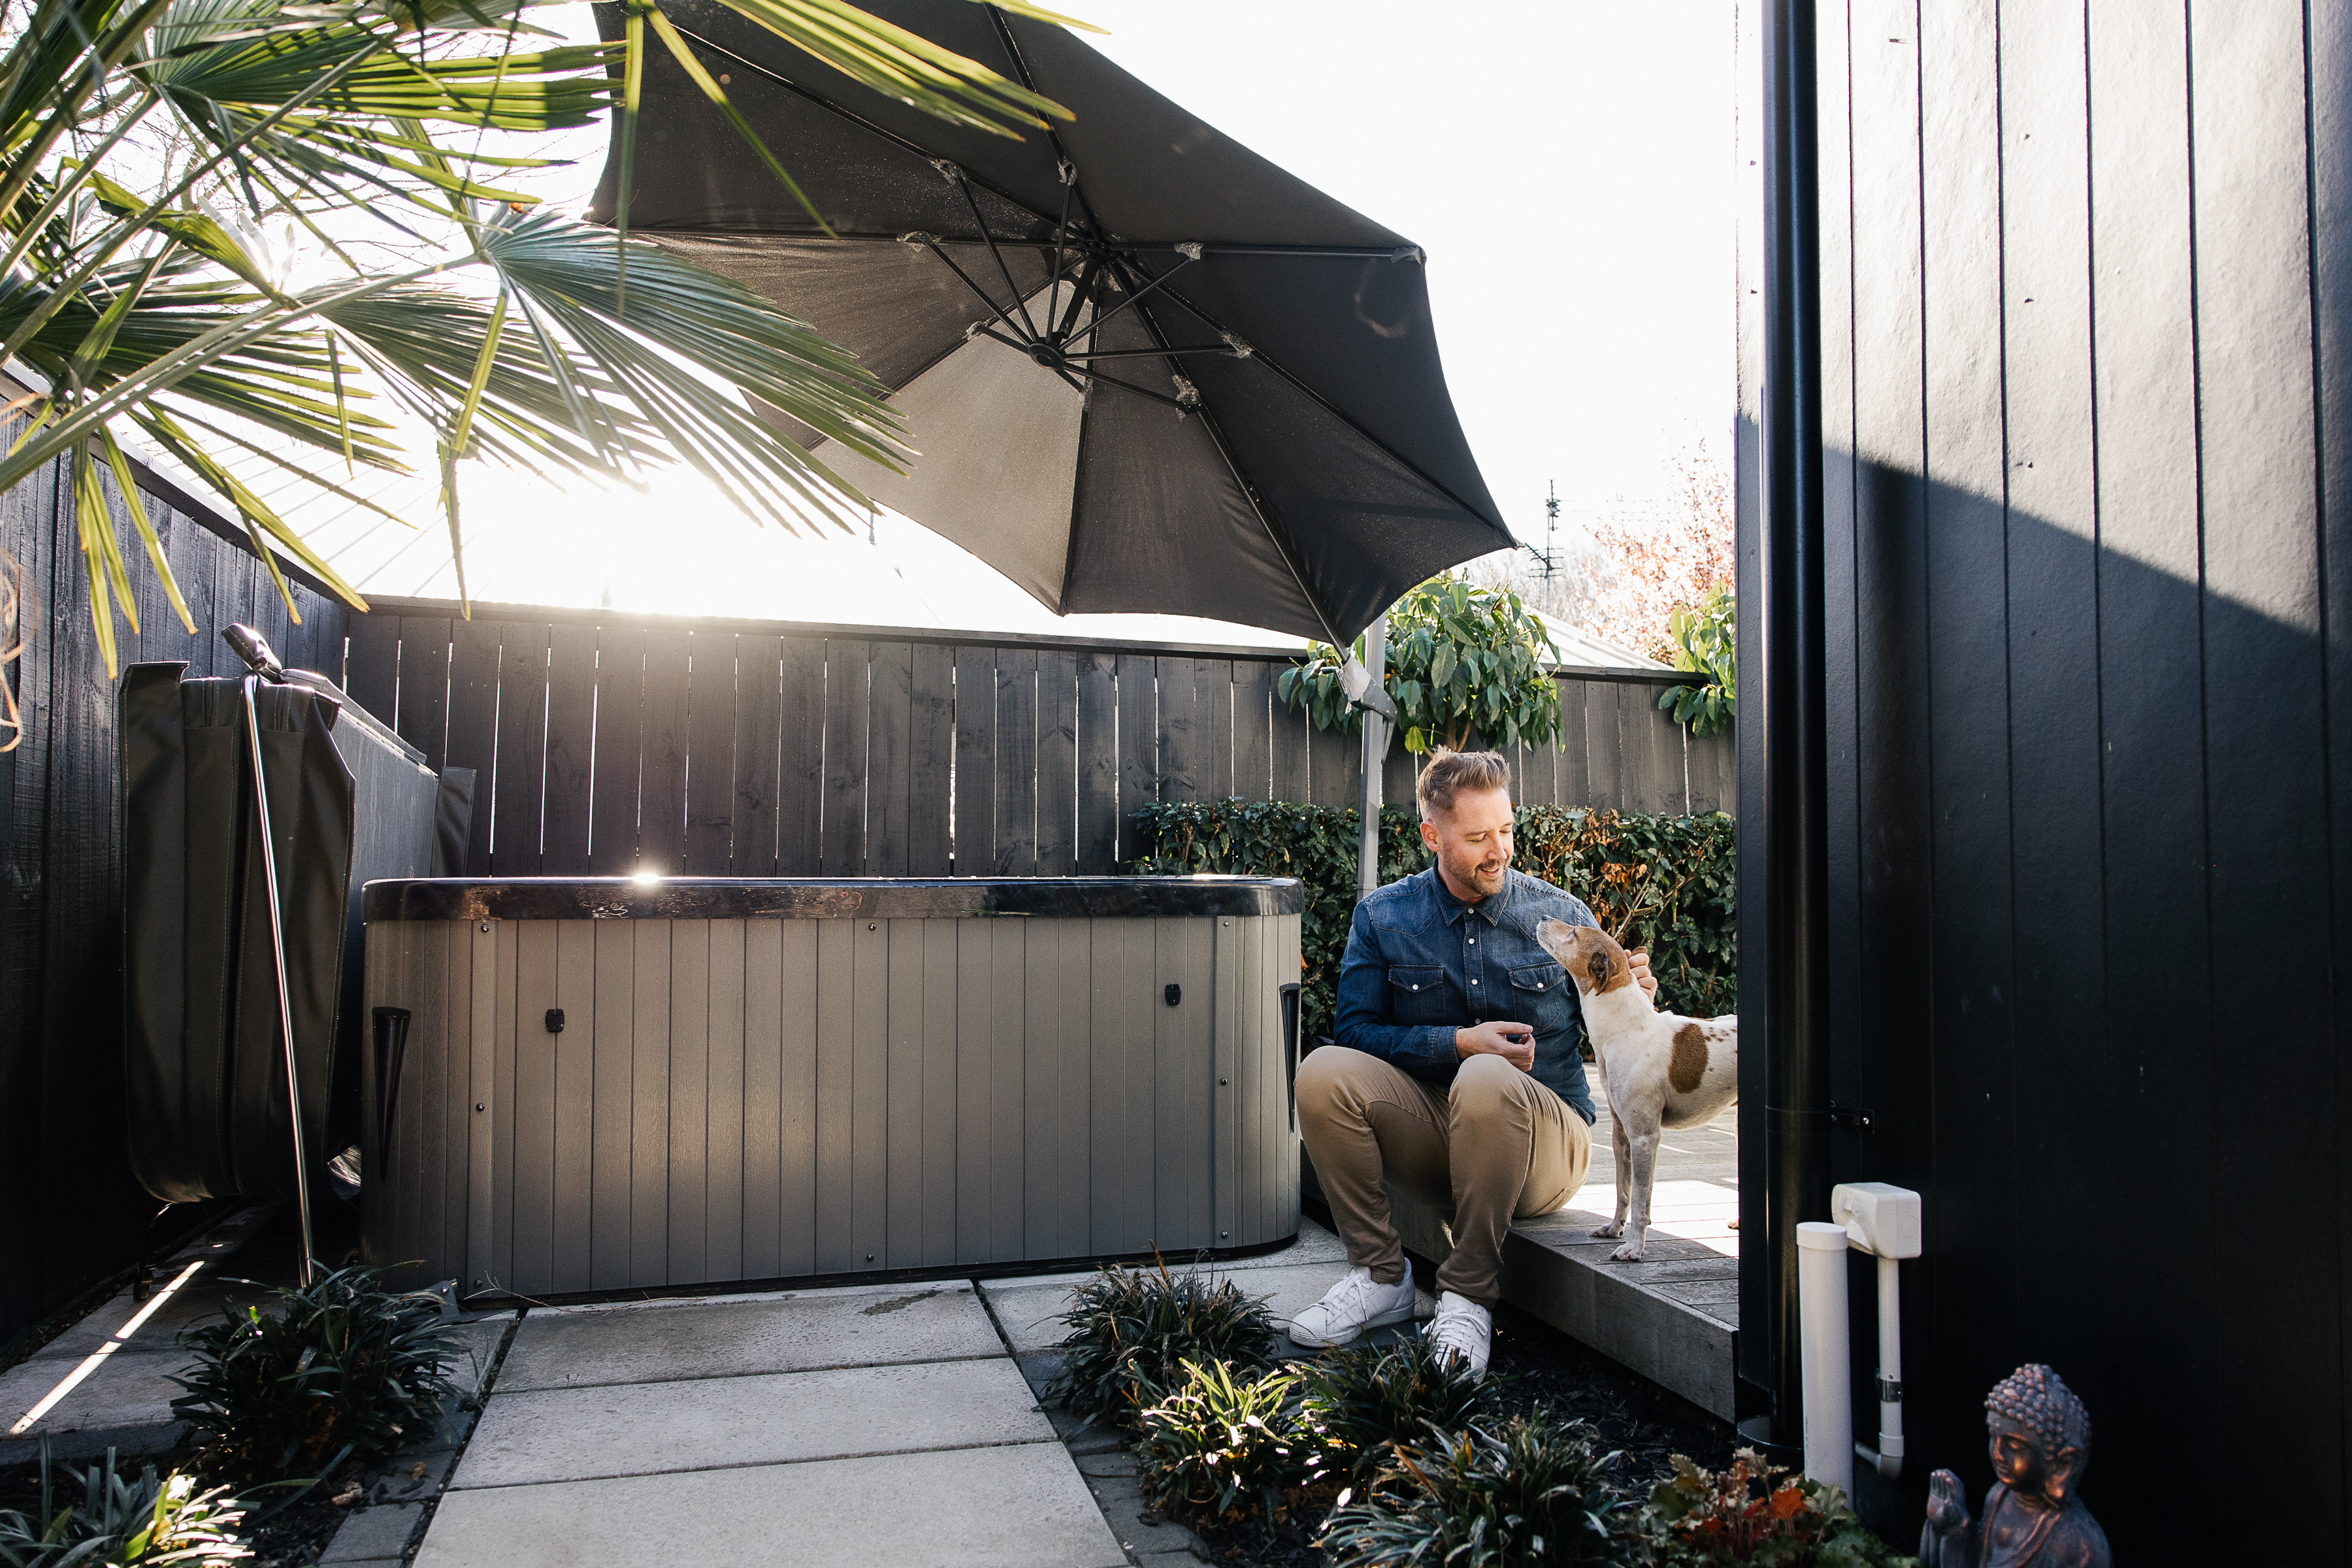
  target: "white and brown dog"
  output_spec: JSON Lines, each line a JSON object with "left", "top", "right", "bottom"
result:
{"left": 1534, "top": 919, "right": 1737, "bottom": 1262}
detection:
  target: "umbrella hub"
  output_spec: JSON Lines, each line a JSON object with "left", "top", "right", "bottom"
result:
{"left": 1025, "top": 339, "right": 1068, "bottom": 369}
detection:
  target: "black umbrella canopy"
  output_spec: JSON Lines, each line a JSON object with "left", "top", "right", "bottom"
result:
{"left": 587, "top": 0, "right": 1511, "bottom": 644}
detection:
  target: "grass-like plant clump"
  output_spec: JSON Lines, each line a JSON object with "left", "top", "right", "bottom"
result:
{"left": 1302, "top": 1333, "right": 1494, "bottom": 1482}
{"left": 0, "top": 1442, "right": 249, "bottom": 1567}
{"left": 1637, "top": 1450, "right": 1916, "bottom": 1567}
{"left": 171, "top": 1264, "right": 464, "bottom": 1478}
{"left": 1041, "top": 1262, "right": 1275, "bottom": 1431}
{"left": 1319, "top": 1413, "right": 1629, "bottom": 1567}
{"left": 1134, "top": 1360, "right": 1341, "bottom": 1530}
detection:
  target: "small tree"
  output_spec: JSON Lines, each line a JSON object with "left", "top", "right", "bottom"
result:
{"left": 1278, "top": 575, "right": 1561, "bottom": 757}
{"left": 1658, "top": 585, "right": 1735, "bottom": 737}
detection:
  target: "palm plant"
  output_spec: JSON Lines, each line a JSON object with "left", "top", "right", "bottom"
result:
{"left": 0, "top": 0, "right": 1088, "bottom": 673}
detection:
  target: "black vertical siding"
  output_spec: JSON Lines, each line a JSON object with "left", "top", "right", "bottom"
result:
{"left": 0, "top": 439, "right": 348, "bottom": 1351}
{"left": 1741, "top": 1, "right": 2350, "bottom": 1556}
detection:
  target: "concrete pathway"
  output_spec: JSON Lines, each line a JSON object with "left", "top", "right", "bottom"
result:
{"left": 414, "top": 1217, "right": 1394, "bottom": 1568}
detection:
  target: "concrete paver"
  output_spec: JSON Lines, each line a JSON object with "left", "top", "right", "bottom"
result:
{"left": 495, "top": 1281, "right": 1000, "bottom": 1392}
{"left": 416, "top": 1443, "right": 1126, "bottom": 1568}
{"left": 451, "top": 1356, "right": 1051, "bottom": 1489}
{"left": 983, "top": 1255, "right": 1433, "bottom": 1359}
{"left": 318, "top": 1501, "right": 424, "bottom": 1563}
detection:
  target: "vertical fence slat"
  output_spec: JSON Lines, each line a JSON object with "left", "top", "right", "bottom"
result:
{"left": 907, "top": 643, "right": 955, "bottom": 875}
{"left": 821, "top": 640, "right": 867, "bottom": 874}
{"left": 953, "top": 647, "right": 996, "bottom": 875}
{"left": 866, "top": 641, "right": 913, "bottom": 876}
{"left": 1116, "top": 654, "right": 1156, "bottom": 859}
{"left": 734, "top": 637, "right": 785, "bottom": 877}
{"left": 1156, "top": 655, "right": 1202, "bottom": 802}
{"left": 346, "top": 613, "right": 398, "bottom": 725}
{"left": 683, "top": 632, "right": 740, "bottom": 875}
{"left": 589, "top": 627, "right": 643, "bottom": 875}
{"left": 1075, "top": 651, "right": 1119, "bottom": 872}
{"left": 540, "top": 624, "right": 598, "bottom": 874}
{"left": 1270, "top": 693, "right": 1311, "bottom": 805}
{"left": 1202, "top": 659, "right": 1234, "bottom": 800}
{"left": 445, "top": 619, "right": 500, "bottom": 874}
{"left": 993, "top": 647, "right": 1037, "bottom": 874}
{"left": 776, "top": 638, "right": 824, "bottom": 875}
{"left": 1036, "top": 649, "right": 1077, "bottom": 875}
{"left": 491, "top": 623, "right": 549, "bottom": 875}
{"left": 1232, "top": 661, "right": 1274, "bottom": 801}
{"left": 1308, "top": 705, "right": 1360, "bottom": 809}
{"left": 636, "top": 630, "right": 692, "bottom": 875}
{"left": 395, "top": 617, "right": 451, "bottom": 772}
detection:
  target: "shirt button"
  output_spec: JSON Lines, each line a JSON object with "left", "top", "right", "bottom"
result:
{"left": 1468, "top": 938, "right": 1475, "bottom": 945}
{"left": 1471, "top": 979, "right": 1478, "bottom": 987}
{"left": 1538, "top": 983, "right": 1545, "bottom": 990}
{"left": 1411, "top": 984, "right": 1419, "bottom": 991}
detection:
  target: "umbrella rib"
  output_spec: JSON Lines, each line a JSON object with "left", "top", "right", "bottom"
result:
{"left": 1134, "top": 276, "right": 1510, "bottom": 536}
{"left": 1065, "top": 256, "right": 1194, "bottom": 348}
{"left": 662, "top": 24, "right": 1059, "bottom": 233}
{"left": 913, "top": 238, "right": 1034, "bottom": 346}
{"left": 1061, "top": 345, "right": 1235, "bottom": 361}
{"left": 1056, "top": 361, "right": 1190, "bottom": 411}
{"left": 950, "top": 170, "right": 1041, "bottom": 340}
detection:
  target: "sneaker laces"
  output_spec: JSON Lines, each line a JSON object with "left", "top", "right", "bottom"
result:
{"left": 1428, "top": 1299, "right": 1487, "bottom": 1364}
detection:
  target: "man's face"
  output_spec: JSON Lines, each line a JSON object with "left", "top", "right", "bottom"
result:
{"left": 1420, "top": 786, "right": 1514, "bottom": 902}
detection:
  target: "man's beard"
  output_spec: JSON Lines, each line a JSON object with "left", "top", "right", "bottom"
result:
{"left": 1448, "top": 853, "right": 1507, "bottom": 900}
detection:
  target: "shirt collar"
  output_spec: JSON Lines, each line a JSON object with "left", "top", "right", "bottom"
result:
{"left": 1432, "top": 868, "right": 1511, "bottom": 926}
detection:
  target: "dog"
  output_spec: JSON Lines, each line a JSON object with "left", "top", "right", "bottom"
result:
{"left": 1534, "top": 919, "right": 1737, "bottom": 1262}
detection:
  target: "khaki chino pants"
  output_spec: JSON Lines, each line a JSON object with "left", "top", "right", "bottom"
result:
{"left": 1296, "top": 1047, "right": 1592, "bottom": 1305}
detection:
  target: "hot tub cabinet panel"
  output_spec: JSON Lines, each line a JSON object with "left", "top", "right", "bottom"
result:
{"left": 360, "top": 879, "right": 1303, "bottom": 1298}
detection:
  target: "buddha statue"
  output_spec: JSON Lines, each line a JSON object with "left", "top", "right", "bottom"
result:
{"left": 1920, "top": 1364, "right": 2111, "bottom": 1568}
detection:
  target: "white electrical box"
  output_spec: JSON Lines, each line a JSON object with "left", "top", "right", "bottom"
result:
{"left": 1831, "top": 1181, "right": 1922, "bottom": 1259}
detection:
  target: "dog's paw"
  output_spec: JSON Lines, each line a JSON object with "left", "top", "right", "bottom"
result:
{"left": 1590, "top": 1222, "right": 1624, "bottom": 1240}
{"left": 1609, "top": 1237, "right": 1648, "bottom": 1263}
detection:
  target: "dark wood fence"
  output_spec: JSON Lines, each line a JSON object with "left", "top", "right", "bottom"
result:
{"left": 344, "top": 597, "right": 1733, "bottom": 880}
{"left": 0, "top": 433, "right": 348, "bottom": 1350}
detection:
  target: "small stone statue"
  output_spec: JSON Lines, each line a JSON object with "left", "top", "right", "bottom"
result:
{"left": 1920, "top": 1364, "right": 2111, "bottom": 1568}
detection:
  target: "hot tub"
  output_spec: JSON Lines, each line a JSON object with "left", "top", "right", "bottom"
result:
{"left": 358, "top": 877, "right": 1303, "bottom": 1301}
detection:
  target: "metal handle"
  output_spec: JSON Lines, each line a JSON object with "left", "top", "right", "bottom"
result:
{"left": 223, "top": 623, "right": 284, "bottom": 681}
{"left": 241, "top": 672, "right": 314, "bottom": 1286}
{"left": 1279, "top": 982, "right": 1303, "bottom": 1130}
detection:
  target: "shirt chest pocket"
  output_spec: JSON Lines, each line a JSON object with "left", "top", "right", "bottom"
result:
{"left": 1386, "top": 964, "right": 1452, "bottom": 1024}
{"left": 1507, "top": 960, "right": 1574, "bottom": 1030}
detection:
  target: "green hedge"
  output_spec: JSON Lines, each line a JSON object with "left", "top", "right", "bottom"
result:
{"left": 1127, "top": 801, "right": 1737, "bottom": 1041}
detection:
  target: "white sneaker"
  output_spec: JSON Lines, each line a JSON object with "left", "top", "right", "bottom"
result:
{"left": 1426, "top": 1291, "right": 1492, "bottom": 1380}
{"left": 1288, "top": 1266, "right": 1419, "bottom": 1348}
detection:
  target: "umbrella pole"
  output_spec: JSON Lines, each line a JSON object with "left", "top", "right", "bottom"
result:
{"left": 1357, "top": 615, "right": 1388, "bottom": 897}
{"left": 240, "top": 673, "right": 318, "bottom": 1288}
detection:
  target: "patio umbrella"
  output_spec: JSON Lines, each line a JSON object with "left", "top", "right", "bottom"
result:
{"left": 586, "top": 0, "right": 1511, "bottom": 646}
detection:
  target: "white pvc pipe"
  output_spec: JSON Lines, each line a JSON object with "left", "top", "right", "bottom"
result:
{"left": 1857, "top": 1252, "right": 1904, "bottom": 1478}
{"left": 1796, "top": 1221, "right": 1853, "bottom": 1495}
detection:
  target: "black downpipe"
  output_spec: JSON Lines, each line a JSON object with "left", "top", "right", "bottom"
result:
{"left": 1754, "top": 0, "right": 1833, "bottom": 1451}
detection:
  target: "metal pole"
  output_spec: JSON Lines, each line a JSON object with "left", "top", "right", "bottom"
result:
{"left": 1358, "top": 615, "right": 1386, "bottom": 896}
{"left": 1759, "top": 0, "right": 1831, "bottom": 1450}
{"left": 241, "top": 675, "right": 317, "bottom": 1286}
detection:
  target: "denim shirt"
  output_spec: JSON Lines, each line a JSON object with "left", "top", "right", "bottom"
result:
{"left": 1331, "top": 867, "right": 1599, "bottom": 1124}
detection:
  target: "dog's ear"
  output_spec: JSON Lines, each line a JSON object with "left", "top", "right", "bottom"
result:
{"left": 1587, "top": 949, "right": 1610, "bottom": 988}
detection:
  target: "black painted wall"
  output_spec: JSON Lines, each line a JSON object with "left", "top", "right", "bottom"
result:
{"left": 0, "top": 438, "right": 346, "bottom": 1351}
{"left": 1737, "top": 1, "right": 2348, "bottom": 1558}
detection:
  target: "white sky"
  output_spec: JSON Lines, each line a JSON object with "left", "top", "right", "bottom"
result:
{"left": 231, "top": 0, "right": 1738, "bottom": 647}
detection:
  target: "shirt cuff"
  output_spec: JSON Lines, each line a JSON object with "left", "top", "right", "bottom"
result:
{"left": 1422, "top": 1025, "right": 1455, "bottom": 1072}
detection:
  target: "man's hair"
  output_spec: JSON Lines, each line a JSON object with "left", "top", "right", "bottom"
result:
{"left": 1416, "top": 749, "right": 1512, "bottom": 819}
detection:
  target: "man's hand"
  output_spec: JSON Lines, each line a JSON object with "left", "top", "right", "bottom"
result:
{"left": 1629, "top": 949, "right": 1658, "bottom": 1000}
{"left": 1456, "top": 1021, "right": 1535, "bottom": 1071}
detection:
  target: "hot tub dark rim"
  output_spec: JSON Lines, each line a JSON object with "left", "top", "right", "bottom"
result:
{"left": 363, "top": 875, "right": 1305, "bottom": 923}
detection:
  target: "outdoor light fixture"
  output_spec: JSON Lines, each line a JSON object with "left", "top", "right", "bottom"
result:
{"left": 633, "top": 870, "right": 661, "bottom": 885}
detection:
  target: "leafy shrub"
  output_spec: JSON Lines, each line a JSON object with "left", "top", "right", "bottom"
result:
{"left": 1319, "top": 1413, "right": 1629, "bottom": 1567}
{"left": 171, "top": 1264, "right": 464, "bottom": 1477}
{"left": 1041, "top": 1262, "right": 1276, "bottom": 1431}
{"left": 1134, "top": 1359, "right": 1340, "bottom": 1529}
{"left": 1636, "top": 1450, "right": 1914, "bottom": 1567}
{"left": 0, "top": 1443, "right": 248, "bottom": 1567}
{"left": 1302, "top": 1333, "right": 1492, "bottom": 1482}
{"left": 1130, "top": 800, "right": 1735, "bottom": 1032}
{"left": 1658, "top": 589, "right": 1735, "bottom": 738}
{"left": 1279, "top": 576, "right": 1565, "bottom": 755}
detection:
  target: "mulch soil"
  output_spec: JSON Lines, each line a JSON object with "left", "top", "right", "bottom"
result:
{"left": 1189, "top": 1294, "right": 1740, "bottom": 1567}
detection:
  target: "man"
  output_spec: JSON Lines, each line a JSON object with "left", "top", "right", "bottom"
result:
{"left": 1290, "top": 749, "right": 1654, "bottom": 1379}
